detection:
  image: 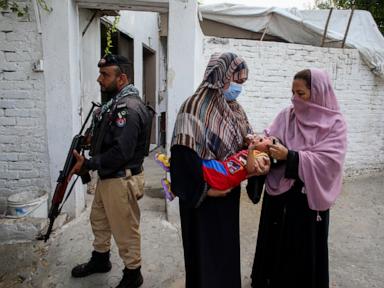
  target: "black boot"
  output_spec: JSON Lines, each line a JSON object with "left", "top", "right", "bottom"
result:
{"left": 71, "top": 250, "right": 112, "bottom": 278}
{"left": 115, "top": 266, "right": 143, "bottom": 288}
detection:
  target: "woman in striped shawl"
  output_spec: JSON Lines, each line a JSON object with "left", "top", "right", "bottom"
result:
{"left": 170, "top": 52, "right": 269, "bottom": 288}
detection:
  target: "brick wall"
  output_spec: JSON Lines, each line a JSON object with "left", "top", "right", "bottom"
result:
{"left": 203, "top": 37, "right": 384, "bottom": 176}
{"left": 0, "top": 3, "right": 50, "bottom": 204}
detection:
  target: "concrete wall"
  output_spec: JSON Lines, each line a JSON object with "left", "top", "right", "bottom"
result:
{"left": 117, "top": 11, "right": 159, "bottom": 98}
{"left": 0, "top": 1, "right": 50, "bottom": 210}
{"left": 40, "top": 0, "right": 85, "bottom": 217}
{"left": 165, "top": 0, "right": 202, "bottom": 224}
{"left": 166, "top": 0, "right": 202, "bottom": 151}
{"left": 79, "top": 9, "right": 101, "bottom": 116}
{"left": 202, "top": 37, "right": 384, "bottom": 176}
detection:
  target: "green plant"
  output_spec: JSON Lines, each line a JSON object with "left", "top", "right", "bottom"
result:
{"left": 104, "top": 16, "right": 120, "bottom": 56}
{"left": 0, "top": 0, "right": 51, "bottom": 17}
{"left": 36, "top": 0, "right": 51, "bottom": 12}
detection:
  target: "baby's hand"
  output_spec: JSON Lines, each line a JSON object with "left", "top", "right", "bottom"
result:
{"left": 248, "top": 139, "right": 258, "bottom": 150}
{"left": 269, "top": 136, "right": 280, "bottom": 145}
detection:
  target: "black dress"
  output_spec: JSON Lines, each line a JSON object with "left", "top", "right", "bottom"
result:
{"left": 251, "top": 151, "right": 330, "bottom": 288}
{"left": 170, "top": 145, "right": 242, "bottom": 288}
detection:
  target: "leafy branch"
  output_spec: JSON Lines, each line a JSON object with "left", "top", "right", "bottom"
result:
{"left": 36, "top": 0, "right": 52, "bottom": 13}
{"left": 104, "top": 16, "right": 120, "bottom": 56}
{"left": 0, "top": 0, "right": 51, "bottom": 17}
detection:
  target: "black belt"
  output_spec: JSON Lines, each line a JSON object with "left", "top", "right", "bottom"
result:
{"left": 99, "top": 166, "right": 143, "bottom": 180}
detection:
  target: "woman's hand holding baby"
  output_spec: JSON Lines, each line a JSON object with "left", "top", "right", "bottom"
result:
{"left": 268, "top": 142, "right": 288, "bottom": 161}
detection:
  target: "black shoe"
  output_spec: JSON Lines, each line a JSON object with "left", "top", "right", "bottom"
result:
{"left": 71, "top": 250, "right": 112, "bottom": 278}
{"left": 115, "top": 267, "right": 143, "bottom": 288}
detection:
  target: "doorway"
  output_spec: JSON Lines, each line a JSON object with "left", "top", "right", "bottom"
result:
{"left": 143, "top": 45, "right": 156, "bottom": 145}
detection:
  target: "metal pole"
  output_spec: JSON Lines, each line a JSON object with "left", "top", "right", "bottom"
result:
{"left": 342, "top": 8, "right": 355, "bottom": 48}
{"left": 321, "top": 8, "right": 333, "bottom": 47}
{"left": 260, "top": 22, "right": 269, "bottom": 41}
{"left": 82, "top": 10, "right": 99, "bottom": 37}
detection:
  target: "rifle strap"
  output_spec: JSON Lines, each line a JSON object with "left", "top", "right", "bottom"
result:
{"left": 58, "top": 175, "right": 79, "bottom": 213}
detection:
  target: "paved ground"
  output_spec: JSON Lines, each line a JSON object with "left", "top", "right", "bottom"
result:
{"left": 0, "top": 152, "right": 383, "bottom": 288}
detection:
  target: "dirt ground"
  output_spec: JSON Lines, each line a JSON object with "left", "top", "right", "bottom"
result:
{"left": 0, "top": 156, "right": 383, "bottom": 288}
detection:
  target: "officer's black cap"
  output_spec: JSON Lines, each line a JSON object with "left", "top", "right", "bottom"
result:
{"left": 98, "top": 54, "right": 130, "bottom": 68}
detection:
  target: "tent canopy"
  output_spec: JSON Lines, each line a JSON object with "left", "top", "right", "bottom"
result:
{"left": 200, "top": 3, "right": 384, "bottom": 78}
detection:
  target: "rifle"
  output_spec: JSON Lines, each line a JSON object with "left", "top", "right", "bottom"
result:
{"left": 38, "top": 102, "right": 100, "bottom": 242}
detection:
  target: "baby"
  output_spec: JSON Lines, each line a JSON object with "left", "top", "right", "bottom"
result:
{"left": 201, "top": 134, "right": 275, "bottom": 191}
{"left": 155, "top": 135, "right": 276, "bottom": 199}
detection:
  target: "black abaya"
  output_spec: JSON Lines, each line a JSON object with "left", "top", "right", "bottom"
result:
{"left": 251, "top": 151, "right": 330, "bottom": 288}
{"left": 171, "top": 145, "right": 242, "bottom": 288}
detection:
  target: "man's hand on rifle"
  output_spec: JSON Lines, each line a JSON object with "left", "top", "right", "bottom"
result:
{"left": 69, "top": 150, "right": 85, "bottom": 180}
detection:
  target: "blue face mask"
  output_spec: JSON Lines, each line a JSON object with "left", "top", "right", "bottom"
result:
{"left": 223, "top": 82, "right": 242, "bottom": 101}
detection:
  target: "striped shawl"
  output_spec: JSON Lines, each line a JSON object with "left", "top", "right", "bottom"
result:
{"left": 171, "top": 52, "right": 252, "bottom": 161}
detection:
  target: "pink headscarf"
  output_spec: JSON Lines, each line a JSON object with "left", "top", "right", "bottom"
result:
{"left": 265, "top": 68, "right": 347, "bottom": 211}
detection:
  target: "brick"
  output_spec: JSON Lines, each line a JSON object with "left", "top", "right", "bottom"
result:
{"left": 4, "top": 51, "right": 31, "bottom": 62}
{"left": 0, "top": 161, "right": 7, "bottom": 171}
{"left": 0, "top": 117, "right": 16, "bottom": 126}
{"left": 10, "top": 179, "right": 32, "bottom": 187}
{"left": 0, "top": 99, "right": 16, "bottom": 108}
{"left": 0, "top": 99, "right": 35, "bottom": 109}
{"left": 8, "top": 161, "right": 33, "bottom": 170}
{"left": 29, "top": 142, "right": 45, "bottom": 152}
{"left": 16, "top": 117, "right": 37, "bottom": 127}
{"left": 18, "top": 153, "right": 36, "bottom": 161}
{"left": 3, "top": 71, "right": 27, "bottom": 81}
{"left": 0, "top": 81, "right": 33, "bottom": 90}
{"left": 1, "top": 142, "right": 29, "bottom": 152}
{"left": 0, "top": 41, "right": 20, "bottom": 52}
{"left": 16, "top": 99, "right": 34, "bottom": 108}
{"left": 0, "top": 90, "right": 31, "bottom": 99}
{"left": 0, "top": 135, "right": 18, "bottom": 143}
{"left": 0, "top": 62, "right": 18, "bottom": 72}
{"left": 0, "top": 171, "right": 19, "bottom": 180}
{"left": 5, "top": 32, "right": 28, "bottom": 42}
{"left": 19, "top": 170, "right": 39, "bottom": 178}
{"left": 5, "top": 109, "right": 30, "bottom": 117}
{"left": 29, "top": 109, "right": 42, "bottom": 118}
{"left": 0, "top": 153, "right": 18, "bottom": 161}
{"left": 0, "top": 22, "right": 13, "bottom": 32}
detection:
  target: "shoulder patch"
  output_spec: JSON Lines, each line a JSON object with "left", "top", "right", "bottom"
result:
{"left": 117, "top": 103, "right": 127, "bottom": 109}
{"left": 115, "top": 117, "right": 127, "bottom": 127}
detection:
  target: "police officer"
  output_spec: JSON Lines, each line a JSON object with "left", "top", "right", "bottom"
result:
{"left": 70, "top": 54, "right": 152, "bottom": 288}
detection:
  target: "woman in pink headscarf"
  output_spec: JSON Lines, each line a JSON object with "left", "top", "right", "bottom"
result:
{"left": 250, "top": 69, "right": 347, "bottom": 288}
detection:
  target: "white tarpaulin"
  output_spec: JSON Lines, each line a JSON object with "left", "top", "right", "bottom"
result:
{"left": 199, "top": 3, "right": 384, "bottom": 78}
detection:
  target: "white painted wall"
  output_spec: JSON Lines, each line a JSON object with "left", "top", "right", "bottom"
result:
{"left": 166, "top": 0, "right": 202, "bottom": 224}
{"left": 79, "top": 9, "right": 101, "bottom": 116}
{"left": 158, "top": 37, "right": 167, "bottom": 113}
{"left": 41, "top": 0, "right": 85, "bottom": 216}
{"left": 166, "top": 0, "right": 202, "bottom": 151}
{"left": 0, "top": 1, "right": 50, "bottom": 206}
{"left": 202, "top": 37, "right": 384, "bottom": 176}
{"left": 194, "top": 16, "right": 205, "bottom": 90}
{"left": 117, "top": 11, "right": 159, "bottom": 98}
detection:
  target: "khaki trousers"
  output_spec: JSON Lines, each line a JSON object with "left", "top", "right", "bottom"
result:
{"left": 90, "top": 171, "right": 144, "bottom": 269}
